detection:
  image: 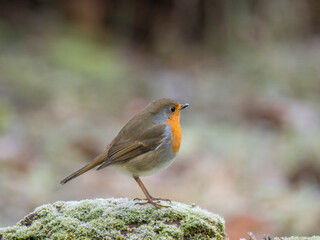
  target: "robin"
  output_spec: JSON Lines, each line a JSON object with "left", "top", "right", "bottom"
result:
{"left": 61, "top": 98, "right": 189, "bottom": 208}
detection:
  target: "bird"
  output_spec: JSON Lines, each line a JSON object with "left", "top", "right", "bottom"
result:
{"left": 60, "top": 98, "right": 189, "bottom": 208}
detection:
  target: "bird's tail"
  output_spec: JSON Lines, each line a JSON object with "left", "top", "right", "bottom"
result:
{"left": 60, "top": 147, "right": 110, "bottom": 185}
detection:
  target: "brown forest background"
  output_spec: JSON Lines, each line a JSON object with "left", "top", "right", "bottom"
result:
{"left": 1, "top": 1, "right": 320, "bottom": 239}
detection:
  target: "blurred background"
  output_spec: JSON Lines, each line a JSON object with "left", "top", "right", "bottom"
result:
{"left": 0, "top": 0, "right": 320, "bottom": 239}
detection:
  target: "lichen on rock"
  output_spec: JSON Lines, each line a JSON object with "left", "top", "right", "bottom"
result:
{"left": 0, "top": 198, "right": 226, "bottom": 240}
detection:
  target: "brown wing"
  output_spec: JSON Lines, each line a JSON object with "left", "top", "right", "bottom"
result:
{"left": 97, "top": 124, "right": 167, "bottom": 170}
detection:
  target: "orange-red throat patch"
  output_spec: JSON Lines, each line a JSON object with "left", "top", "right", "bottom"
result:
{"left": 166, "top": 103, "right": 182, "bottom": 153}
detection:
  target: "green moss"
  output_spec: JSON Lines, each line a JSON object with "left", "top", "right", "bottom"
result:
{"left": 0, "top": 198, "right": 226, "bottom": 240}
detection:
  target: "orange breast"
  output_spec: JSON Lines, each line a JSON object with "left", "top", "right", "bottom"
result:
{"left": 165, "top": 105, "right": 182, "bottom": 153}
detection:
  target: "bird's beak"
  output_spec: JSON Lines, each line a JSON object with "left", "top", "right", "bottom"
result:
{"left": 179, "top": 103, "right": 189, "bottom": 110}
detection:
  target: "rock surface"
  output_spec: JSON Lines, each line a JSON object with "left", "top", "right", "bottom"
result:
{"left": 0, "top": 198, "right": 226, "bottom": 239}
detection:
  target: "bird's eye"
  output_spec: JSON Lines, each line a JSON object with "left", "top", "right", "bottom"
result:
{"left": 170, "top": 107, "right": 176, "bottom": 112}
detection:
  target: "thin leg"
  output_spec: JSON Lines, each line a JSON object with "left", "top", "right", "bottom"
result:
{"left": 133, "top": 177, "right": 170, "bottom": 208}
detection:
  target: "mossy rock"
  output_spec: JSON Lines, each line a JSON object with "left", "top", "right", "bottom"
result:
{"left": 0, "top": 198, "right": 226, "bottom": 240}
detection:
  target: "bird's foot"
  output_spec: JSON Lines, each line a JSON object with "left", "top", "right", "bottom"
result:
{"left": 134, "top": 196, "right": 171, "bottom": 203}
{"left": 134, "top": 199, "right": 170, "bottom": 209}
{"left": 133, "top": 197, "right": 171, "bottom": 208}
{"left": 150, "top": 196, "right": 172, "bottom": 203}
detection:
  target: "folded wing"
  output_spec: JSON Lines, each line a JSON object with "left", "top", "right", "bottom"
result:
{"left": 97, "top": 124, "right": 167, "bottom": 170}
